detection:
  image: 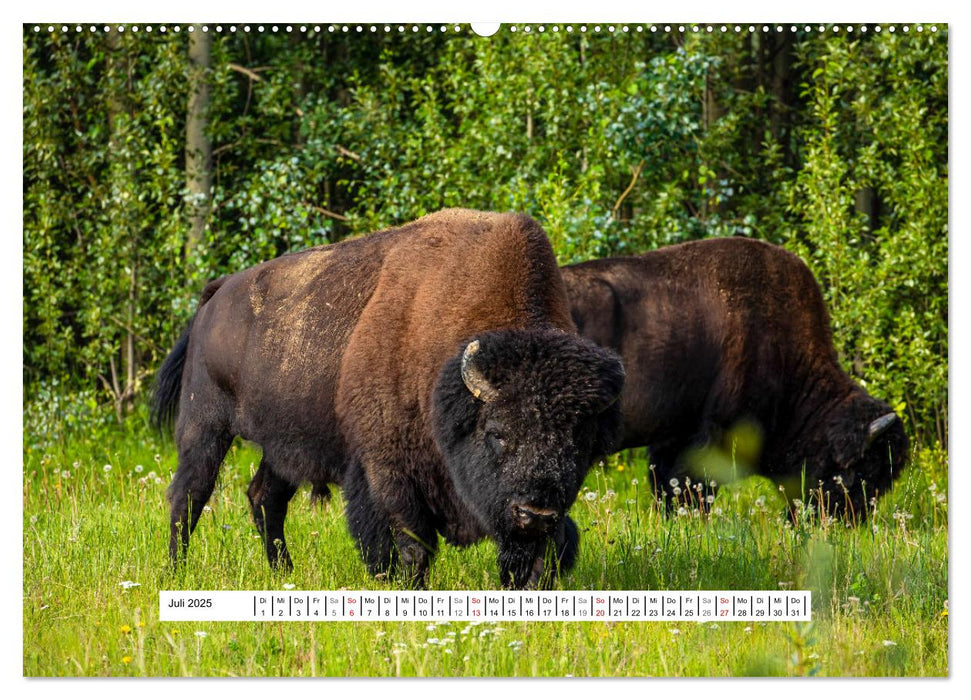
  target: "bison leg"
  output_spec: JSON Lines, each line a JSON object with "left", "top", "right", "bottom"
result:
{"left": 344, "top": 462, "right": 398, "bottom": 577}
{"left": 647, "top": 442, "right": 717, "bottom": 513}
{"left": 167, "top": 423, "right": 232, "bottom": 565}
{"left": 344, "top": 462, "right": 438, "bottom": 588}
{"left": 309, "top": 483, "right": 332, "bottom": 506}
{"left": 247, "top": 458, "right": 298, "bottom": 570}
{"left": 392, "top": 525, "right": 438, "bottom": 589}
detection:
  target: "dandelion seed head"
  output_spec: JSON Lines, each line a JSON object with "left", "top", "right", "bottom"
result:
{"left": 669, "top": 478, "right": 679, "bottom": 487}
{"left": 194, "top": 631, "right": 207, "bottom": 638}
{"left": 103, "top": 464, "right": 112, "bottom": 472}
{"left": 134, "top": 464, "right": 143, "bottom": 473}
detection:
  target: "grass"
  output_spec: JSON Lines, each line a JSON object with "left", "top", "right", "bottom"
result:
{"left": 22, "top": 417, "right": 948, "bottom": 677}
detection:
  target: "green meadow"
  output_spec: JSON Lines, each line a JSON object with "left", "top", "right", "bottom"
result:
{"left": 23, "top": 419, "right": 948, "bottom": 677}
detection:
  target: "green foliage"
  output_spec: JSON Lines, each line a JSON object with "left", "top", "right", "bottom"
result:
{"left": 783, "top": 30, "right": 948, "bottom": 446}
{"left": 23, "top": 25, "right": 947, "bottom": 444}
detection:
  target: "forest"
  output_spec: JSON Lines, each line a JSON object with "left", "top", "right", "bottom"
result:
{"left": 24, "top": 23, "right": 947, "bottom": 448}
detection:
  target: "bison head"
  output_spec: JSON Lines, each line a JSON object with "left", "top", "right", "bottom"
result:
{"left": 803, "top": 393, "right": 909, "bottom": 521}
{"left": 432, "top": 328, "right": 624, "bottom": 585}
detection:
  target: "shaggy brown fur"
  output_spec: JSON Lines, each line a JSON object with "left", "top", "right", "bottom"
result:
{"left": 154, "top": 209, "right": 624, "bottom": 587}
{"left": 561, "top": 237, "right": 907, "bottom": 519}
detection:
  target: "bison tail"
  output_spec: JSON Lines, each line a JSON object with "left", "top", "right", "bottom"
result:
{"left": 150, "top": 323, "right": 192, "bottom": 433}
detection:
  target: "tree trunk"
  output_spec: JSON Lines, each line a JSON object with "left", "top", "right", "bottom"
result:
{"left": 105, "top": 29, "right": 139, "bottom": 421}
{"left": 185, "top": 25, "right": 213, "bottom": 264}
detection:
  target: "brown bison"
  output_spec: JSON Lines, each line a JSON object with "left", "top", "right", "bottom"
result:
{"left": 153, "top": 209, "right": 625, "bottom": 588}
{"left": 561, "top": 237, "right": 907, "bottom": 519}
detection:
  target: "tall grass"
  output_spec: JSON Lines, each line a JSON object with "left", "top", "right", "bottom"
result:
{"left": 22, "top": 419, "right": 948, "bottom": 677}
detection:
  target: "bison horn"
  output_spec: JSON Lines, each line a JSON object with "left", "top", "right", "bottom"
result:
{"left": 866, "top": 413, "right": 898, "bottom": 448}
{"left": 461, "top": 340, "right": 499, "bottom": 403}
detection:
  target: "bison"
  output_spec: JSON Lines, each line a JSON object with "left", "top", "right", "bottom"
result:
{"left": 153, "top": 209, "right": 624, "bottom": 588}
{"left": 561, "top": 237, "right": 907, "bottom": 520}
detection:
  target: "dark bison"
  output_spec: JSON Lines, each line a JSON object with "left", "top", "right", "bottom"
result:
{"left": 153, "top": 209, "right": 624, "bottom": 588}
{"left": 561, "top": 237, "right": 907, "bottom": 519}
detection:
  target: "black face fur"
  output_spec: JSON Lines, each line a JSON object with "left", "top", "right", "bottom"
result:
{"left": 432, "top": 328, "right": 625, "bottom": 543}
{"left": 803, "top": 394, "right": 909, "bottom": 521}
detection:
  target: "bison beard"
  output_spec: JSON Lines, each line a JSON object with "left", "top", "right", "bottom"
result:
{"left": 561, "top": 237, "right": 908, "bottom": 521}
{"left": 153, "top": 209, "right": 624, "bottom": 588}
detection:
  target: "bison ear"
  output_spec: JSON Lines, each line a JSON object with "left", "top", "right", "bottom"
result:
{"left": 461, "top": 340, "right": 499, "bottom": 403}
{"left": 865, "top": 413, "right": 898, "bottom": 448}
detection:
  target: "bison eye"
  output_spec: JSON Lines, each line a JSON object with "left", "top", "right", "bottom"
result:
{"left": 485, "top": 430, "right": 508, "bottom": 455}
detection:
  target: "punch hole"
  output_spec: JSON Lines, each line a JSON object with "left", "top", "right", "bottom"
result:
{"left": 471, "top": 23, "right": 500, "bottom": 37}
